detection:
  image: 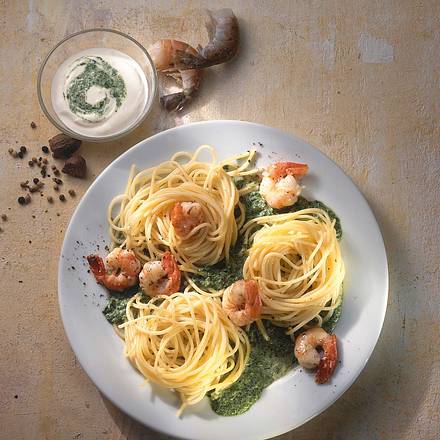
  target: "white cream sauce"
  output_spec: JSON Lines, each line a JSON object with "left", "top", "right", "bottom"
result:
{"left": 51, "top": 48, "right": 148, "bottom": 138}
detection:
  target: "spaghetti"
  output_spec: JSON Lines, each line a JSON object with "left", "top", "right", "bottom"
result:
{"left": 120, "top": 291, "right": 250, "bottom": 414}
{"left": 243, "top": 208, "right": 345, "bottom": 333}
{"left": 93, "top": 147, "right": 347, "bottom": 416}
{"left": 108, "top": 146, "right": 260, "bottom": 274}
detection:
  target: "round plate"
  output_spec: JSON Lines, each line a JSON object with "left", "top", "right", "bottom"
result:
{"left": 59, "top": 121, "right": 388, "bottom": 440}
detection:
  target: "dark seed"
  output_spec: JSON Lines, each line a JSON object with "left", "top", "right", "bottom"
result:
{"left": 20, "top": 146, "right": 27, "bottom": 154}
{"left": 17, "top": 151, "right": 23, "bottom": 159}
{"left": 59, "top": 194, "right": 66, "bottom": 202}
{"left": 32, "top": 157, "right": 37, "bottom": 163}
{"left": 18, "top": 196, "right": 26, "bottom": 205}
{"left": 1, "top": 214, "right": 7, "bottom": 221}
{"left": 8, "top": 148, "right": 13, "bottom": 154}
{"left": 51, "top": 165, "right": 56, "bottom": 170}
{"left": 47, "top": 196, "right": 54, "bottom": 203}
{"left": 53, "top": 184, "right": 59, "bottom": 191}
{"left": 43, "top": 158, "right": 48, "bottom": 164}
{"left": 68, "top": 189, "right": 76, "bottom": 197}
{"left": 54, "top": 169, "right": 60, "bottom": 176}
{"left": 28, "top": 161, "right": 34, "bottom": 167}
{"left": 12, "top": 151, "right": 18, "bottom": 158}
{"left": 24, "top": 194, "right": 31, "bottom": 203}
{"left": 20, "top": 181, "right": 28, "bottom": 188}
{"left": 42, "top": 146, "right": 49, "bottom": 154}
{"left": 33, "top": 178, "right": 39, "bottom": 184}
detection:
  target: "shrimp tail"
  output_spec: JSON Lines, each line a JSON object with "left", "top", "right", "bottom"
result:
{"left": 160, "top": 92, "right": 188, "bottom": 112}
{"left": 271, "top": 162, "right": 309, "bottom": 181}
{"left": 87, "top": 255, "right": 106, "bottom": 280}
{"left": 162, "top": 251, "right": 182, "bottom": 292}
{"left": 315, "top": 334, "right": 338, "bottom": 384}
{"left": 245, "top": 280, "right": 262, "bottom": 321}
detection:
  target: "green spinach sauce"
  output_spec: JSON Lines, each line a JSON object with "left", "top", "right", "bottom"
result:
{"left": 241, "top": 188, "right": 342, "bottom": 239}
{"left": 65, "top": 56, "right": 126, "bottom": 120}
{"left": 103, "top": 285, "right": 142, "bottom": 325}
{"left": 191, "top": 238, "right": 247, "bottom": 291}
{"left": 210, "top": 321, "right": 296, "bottom": 416}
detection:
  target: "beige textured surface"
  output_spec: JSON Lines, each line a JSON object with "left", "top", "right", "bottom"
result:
{"left": 1, "top": 1, "right": 439, "bottom": 439}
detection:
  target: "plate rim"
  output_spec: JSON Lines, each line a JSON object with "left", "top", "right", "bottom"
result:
{"left": 58, "top": 120, "right": 389, "bottom": 439}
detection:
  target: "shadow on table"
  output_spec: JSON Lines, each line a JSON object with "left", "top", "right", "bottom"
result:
{"left": 103, "top": 397, "right": 179, "bottom": 440}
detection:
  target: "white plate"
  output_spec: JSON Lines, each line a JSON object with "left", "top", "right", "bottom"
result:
{"left": 59, "top": 120, "right": 388, "bottom": 440}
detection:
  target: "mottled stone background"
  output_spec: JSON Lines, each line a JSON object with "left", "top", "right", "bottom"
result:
{"left": 0, "top": 1, "right": 439, "bottom": 439}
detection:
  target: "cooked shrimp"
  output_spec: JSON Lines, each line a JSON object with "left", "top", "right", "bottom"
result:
{"left": 222, "top": 280, "right": 262, "bottom": 326}
{"left": 294, "top": 327, "right": 338, "bottom": 384}
{"left": 148, "top": 40, "right": 202, "bottom": 111}
{"left": 139, "top": 251, "right": 181, "bottom": 296}
{"left": 260, "top": 161, "right": 309, "bottom": 209}
{"left": 87, "top": 248, "right": 141, "bottom": 292}
{"left": 171, "top": 201, "right": 205, "bottom": 237}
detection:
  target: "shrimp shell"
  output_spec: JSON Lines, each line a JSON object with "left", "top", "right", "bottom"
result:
{"left": 148, "top": 39, "right": 203, "bottom": 111}
{"left": 199, "top": 9, "right": 239, "bottom": 67}
{"left": 177, "top": 9, "right": 239, "bottom": 69}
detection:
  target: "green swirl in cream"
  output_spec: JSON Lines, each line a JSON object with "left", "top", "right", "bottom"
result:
{"left": 64, "top": 56, "right": 127, "bottom": 123}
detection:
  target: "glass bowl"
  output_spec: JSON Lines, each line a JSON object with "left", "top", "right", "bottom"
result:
{"left": 37, "top": 29, "right": 157, "bottom": 142}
